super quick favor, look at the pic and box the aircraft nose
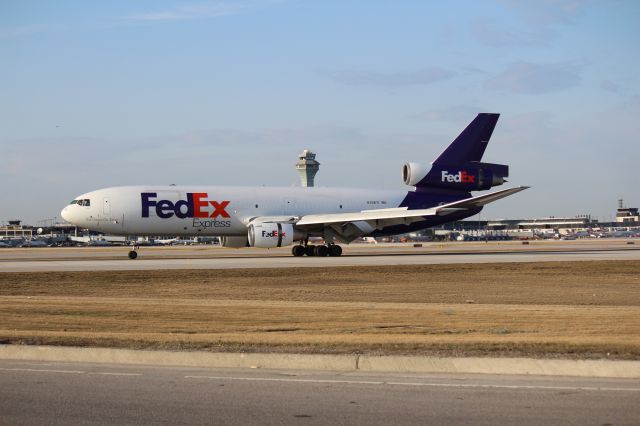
[61,206,71,223]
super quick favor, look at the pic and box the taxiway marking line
[185,375,384,385]
[87,372,143,376]
[0,368,85,374]
[385,382,640,392]
[0,367,141,376]
[184,375,640,392]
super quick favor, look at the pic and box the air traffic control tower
[295,149,320,187]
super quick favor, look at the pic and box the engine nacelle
[403,161,508,191]
[248,222,304,248]
[220,236,249,248]
[402,162,430,186]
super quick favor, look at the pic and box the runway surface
[1,359,638,425]
[0,240,638,272]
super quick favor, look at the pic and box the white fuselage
[61,185,406,236]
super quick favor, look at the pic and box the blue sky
[1,0,639,224]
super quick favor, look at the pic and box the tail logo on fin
[441,170,475,184]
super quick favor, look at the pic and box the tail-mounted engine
[403,161,508,191]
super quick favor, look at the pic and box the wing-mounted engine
[248,222,306,248]
[220,236,249,248]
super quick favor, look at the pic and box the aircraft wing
[295,186,529,229]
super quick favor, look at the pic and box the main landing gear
[291,244,342,257]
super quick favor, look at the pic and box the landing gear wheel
[292,245,305,257]
[305,245,316,256]
[328,244,343,257]
[128,250,138,260]
[314,245,329,257]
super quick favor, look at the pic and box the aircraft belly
[122,217,245,236]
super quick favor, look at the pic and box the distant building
[616,199,639,224]
[1,220,33,238]
[295,149,320,187]
[487,216,594,230]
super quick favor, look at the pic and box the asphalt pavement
[1,359,639,425]
[1,241,638,272]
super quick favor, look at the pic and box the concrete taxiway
[0,240,638,272]
[1,359,639,425]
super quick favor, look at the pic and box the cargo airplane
[61,113,528,258]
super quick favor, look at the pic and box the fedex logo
[441,170,475,184]
[141,192,230,219]
[262,230,285,238]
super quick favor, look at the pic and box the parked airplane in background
[155,237,198,245]
[61,113,528,258]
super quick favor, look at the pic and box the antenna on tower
[295,149,320,187]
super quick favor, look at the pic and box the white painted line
[0,367,141,377]
[185,376,384,385]
[386,382,640,392]
[0,367,85,374]
[184,375,640,392]
[87,372,143,377]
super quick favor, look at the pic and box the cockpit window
[69,200,78,205]
[82,199,90,206]
[72,199,91,206]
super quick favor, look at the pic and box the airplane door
[103,198,111,216]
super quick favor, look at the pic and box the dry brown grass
[1,261,639,358]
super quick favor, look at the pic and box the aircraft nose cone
[61,206,71,223]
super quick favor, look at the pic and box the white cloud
[120,0,283,23]
[600,79,619,93]
[419,106,487,122]
[499,0,590,26]
[0,24,64,40]
[486,61,582,94]
[471,17,554,46]
[324,67,456,87]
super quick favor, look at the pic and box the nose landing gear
[128,244,139,260]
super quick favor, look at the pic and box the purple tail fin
[405,113,508,191]
[432,113,499,165]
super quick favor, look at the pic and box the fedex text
[441,171,475,184]
[262,230,285,238]
[141,192,231,219]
